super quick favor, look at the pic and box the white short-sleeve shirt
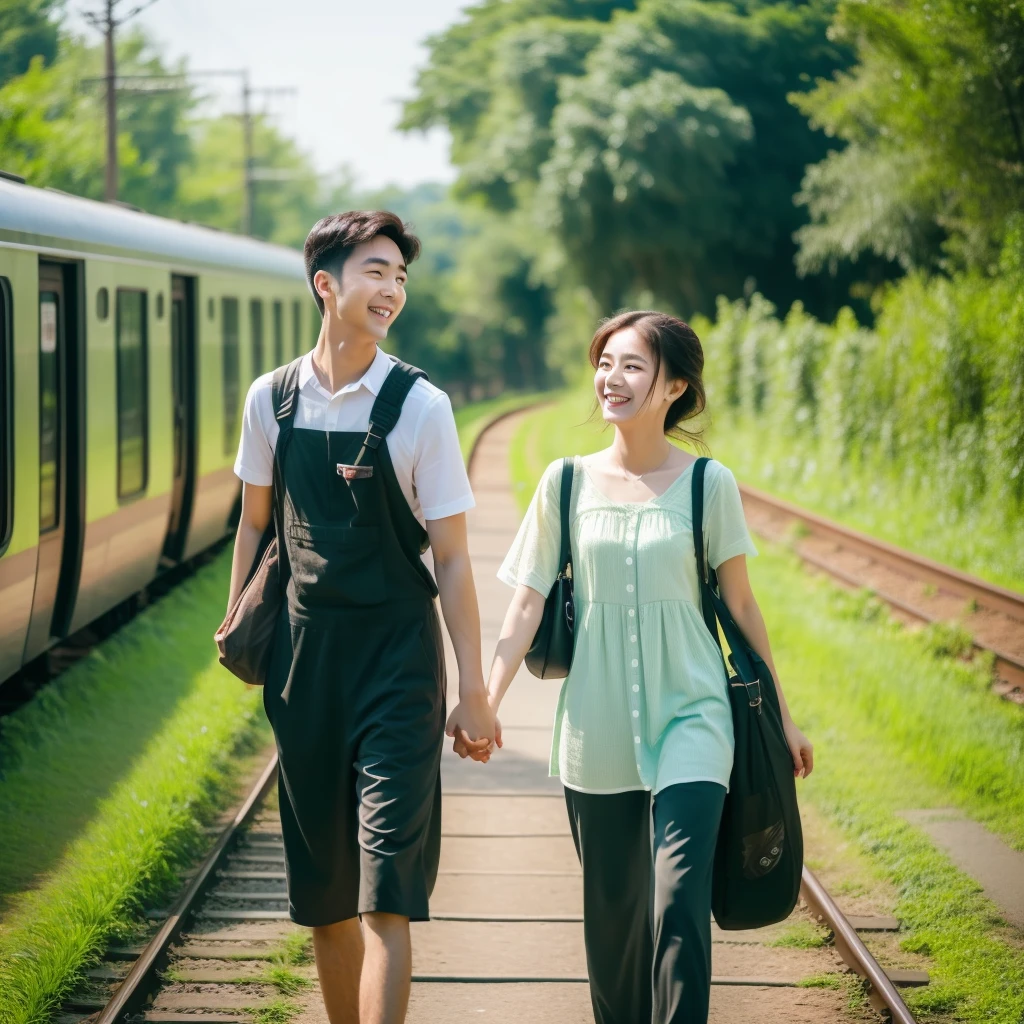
[233,347,475,526]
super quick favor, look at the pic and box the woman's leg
[564,787,653,1024]
[651,782,726,1024]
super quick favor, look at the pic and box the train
[0,173,318,686]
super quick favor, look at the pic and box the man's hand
[446,687,496,763]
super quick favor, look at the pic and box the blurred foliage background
[1,0,1023,572]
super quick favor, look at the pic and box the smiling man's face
[316,234,408,341]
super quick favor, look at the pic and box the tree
[178,112,325,246]
[793,0,1024,277]
[404,0,855,319]
[0,0,60,86]
[0,40,141,197]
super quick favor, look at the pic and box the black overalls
[263,358,446,927]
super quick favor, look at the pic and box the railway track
[64,411,925,1024]
[739,483,1024,702]
[70,751,920,1024]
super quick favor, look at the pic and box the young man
[226,211,495,1024]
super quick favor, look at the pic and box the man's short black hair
[303,210,421,315]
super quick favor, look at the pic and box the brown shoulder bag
[214,358,301,685]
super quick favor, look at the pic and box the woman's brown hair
[589,310,708,452]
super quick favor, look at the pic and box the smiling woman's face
[316,234,408,340]
[594,325,683,427]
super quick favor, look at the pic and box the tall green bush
[698,226,1024,588]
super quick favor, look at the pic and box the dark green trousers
[564,782,726,1024]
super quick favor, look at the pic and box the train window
[221,297,240,454]
[156,292,165,319]
[250,298,264,378]
[96,287,109,320]
[39,291,60,531]
[115,289,148,499]
[292,300,302,358]
[272,300,284,366]
[208,296,215,320]
[0,278,11,550]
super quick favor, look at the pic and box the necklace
[620,451,673,484]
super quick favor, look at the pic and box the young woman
[482,310,814,1024]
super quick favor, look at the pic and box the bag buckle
[337,464,373,480]
[730,677,763,711]
[746,678,763,711]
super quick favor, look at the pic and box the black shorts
[263,604,446,926]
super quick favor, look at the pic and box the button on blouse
[498,456,758,795]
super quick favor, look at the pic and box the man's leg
[312,917,364,1024]
[360,912,412,1024]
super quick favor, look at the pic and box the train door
[24,261,84,660]
[162,274,196,564]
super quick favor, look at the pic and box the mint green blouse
[499,457,758,795]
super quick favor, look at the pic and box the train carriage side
[0,179,311,685]
[187,270,315,560]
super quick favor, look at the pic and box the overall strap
[558,457,574,577]
[691,457,722,652]
[351,359,428,467]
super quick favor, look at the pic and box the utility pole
[83,0,160,203]
[239,75,297,236]
[102,0,116,202]
[80,65,296,233]
[242,73,254,236]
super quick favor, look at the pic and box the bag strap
[269,356,303,581]
[351,358,428,468]
[691,456,723,653]
[557,457,574,578]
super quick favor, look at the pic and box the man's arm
[224,482,273,616]
[426,512,495,759]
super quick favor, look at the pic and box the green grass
[705,416,1024,595]
[453,390,551,463]
[509,392,1024,1023]
[0,551,267,1024]
[767,921,828,949]
[510,386,1024,594]
[0,392,540,1024]
[269,931,313,967]
[796,972,845,989]
[259,965,311,996]
[246,999,302,1024]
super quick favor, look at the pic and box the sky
[69,0,470,190]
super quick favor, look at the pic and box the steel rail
[801,867,917,1022]
[92,403,538,1022]
[95,753,279,1024]
[739,482,1024,621]
[740,482,1024,689]
[92,415,923,1024]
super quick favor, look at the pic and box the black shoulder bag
[691,457,803,930]
[215,357,302,685]
[525,457,575,679]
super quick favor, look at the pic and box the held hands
[446,686,501,763]
[783,717,814,778]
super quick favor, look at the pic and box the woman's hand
[446,687,496,763]
[783,718,813,778]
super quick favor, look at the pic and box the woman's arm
[486,584,547,721]
[716,555,814,778]
[427,513,495,761]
